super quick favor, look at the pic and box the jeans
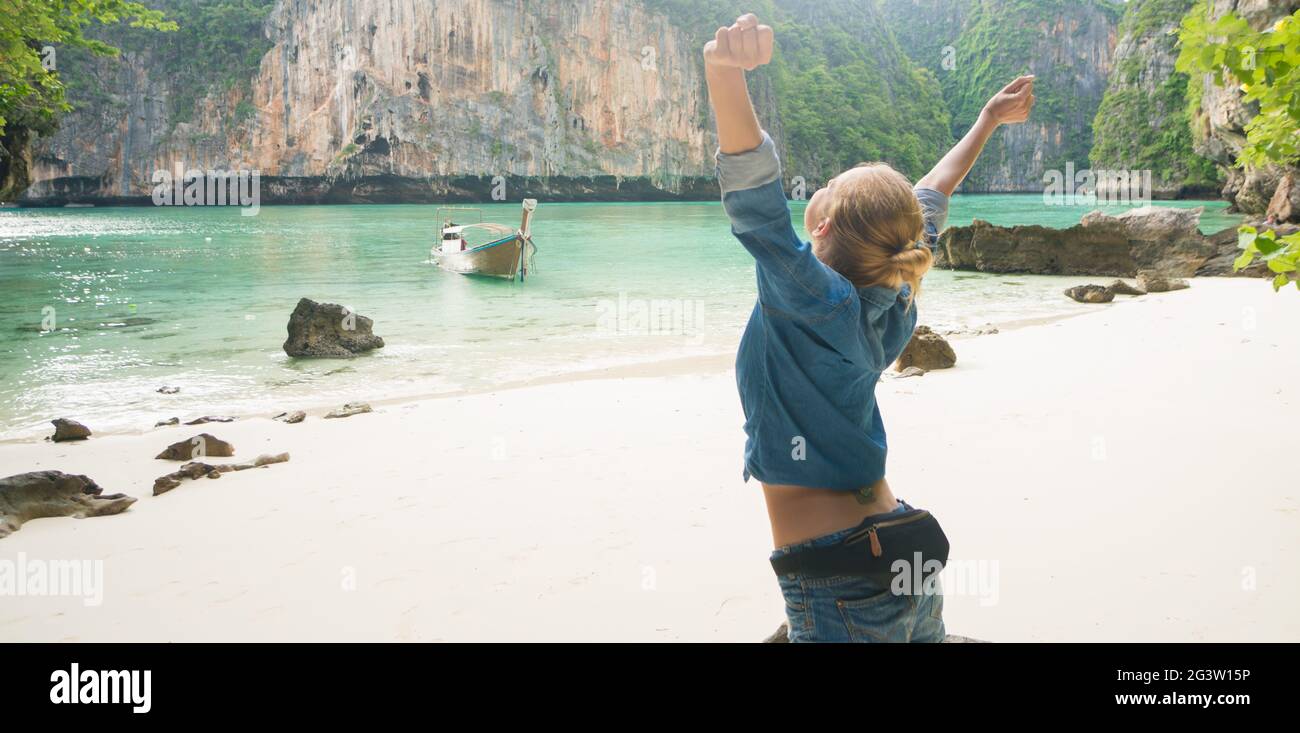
[770,499,946,643]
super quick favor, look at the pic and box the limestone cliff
[1090,0,1222,197]
[879,0,1120,193]
[23,0,720,204]
[12,0,966,204]
[1187,0,1300,215]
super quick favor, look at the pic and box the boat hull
[432,235,535,280]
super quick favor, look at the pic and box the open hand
[982,75,1035,125]
[703,13,774,71]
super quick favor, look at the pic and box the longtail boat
[430,199,537,281]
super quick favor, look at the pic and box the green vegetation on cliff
[57,0,276,128]
[1090,0,1221,194]
[1177,4,1300,169]
[877,0,1127,190]
[0,1,174,138]
[1179,4,1300,289]
[643,0,952,181]
[0,1,175,200]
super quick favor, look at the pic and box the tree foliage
[0,0,175,137]
[1176,5,1300,168]
[1178,5,1300,290]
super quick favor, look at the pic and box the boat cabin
[441,224,467,253]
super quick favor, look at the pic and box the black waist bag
[769,509,950,582]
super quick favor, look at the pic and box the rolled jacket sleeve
[715,131,786,233]
[913,186,950,250]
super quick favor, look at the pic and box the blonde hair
[817,163,932,303]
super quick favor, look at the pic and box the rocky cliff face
[1090,0,1221,197]
[880,0,1120,193]
[1189,0,1300,214]
[23,0,721,204]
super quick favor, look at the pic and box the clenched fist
[983,75,1036,126]
[703,13,774,71]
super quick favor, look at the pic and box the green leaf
[1273,273,1290,291]
[1238,226,1258,248]
[1233,250,1257,271]
[1267,257,1297,273]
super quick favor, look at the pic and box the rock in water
[1108,279,1145,296]
[1064,285,1116,303]
[157,386,180,394]
[273,411,306,424]
[324,402,372,419]
[1137,271,1190,293]
[1080,206,1215,276]
[50,418,91,442]
[897,326,956,372]
[283,298,385,358]
[936,206,1216,277]
[154,418,180,427]
[0,471,135,538]
[155,433,235,461]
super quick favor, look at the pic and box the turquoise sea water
[0,195,1238,440]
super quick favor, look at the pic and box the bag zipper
[844,510,930,558]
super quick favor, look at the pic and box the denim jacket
[717,131,949,491]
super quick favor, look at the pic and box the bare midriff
[762,477,899,549]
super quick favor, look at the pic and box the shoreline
[3,278,1295,641]
[0,306,1093,447]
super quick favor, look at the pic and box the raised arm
[704,14,772,154]
[705,14,852,320]
[916,75,1036,197]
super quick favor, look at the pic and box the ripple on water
[0,198,1241,439]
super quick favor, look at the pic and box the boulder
[897,326,956,371]
[283,298,385,358]
[324,402,373,419]
[935,206,1217,277]
[154,417,179,427]
[1064,284,1115,303]
[1264,172,1298,225]
[273,410,306,424]
[1198,223,1298,277]
[935,219,1132,275]
[1081,206,1214,276]
[0,471,135,538]
[1137,271,1190,293]
[155,433,235,461]
[1108,279,1146,296]
[50,418,91,442]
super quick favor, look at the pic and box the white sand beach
[1,278,1296,642]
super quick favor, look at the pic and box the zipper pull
[868,526,882,558]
